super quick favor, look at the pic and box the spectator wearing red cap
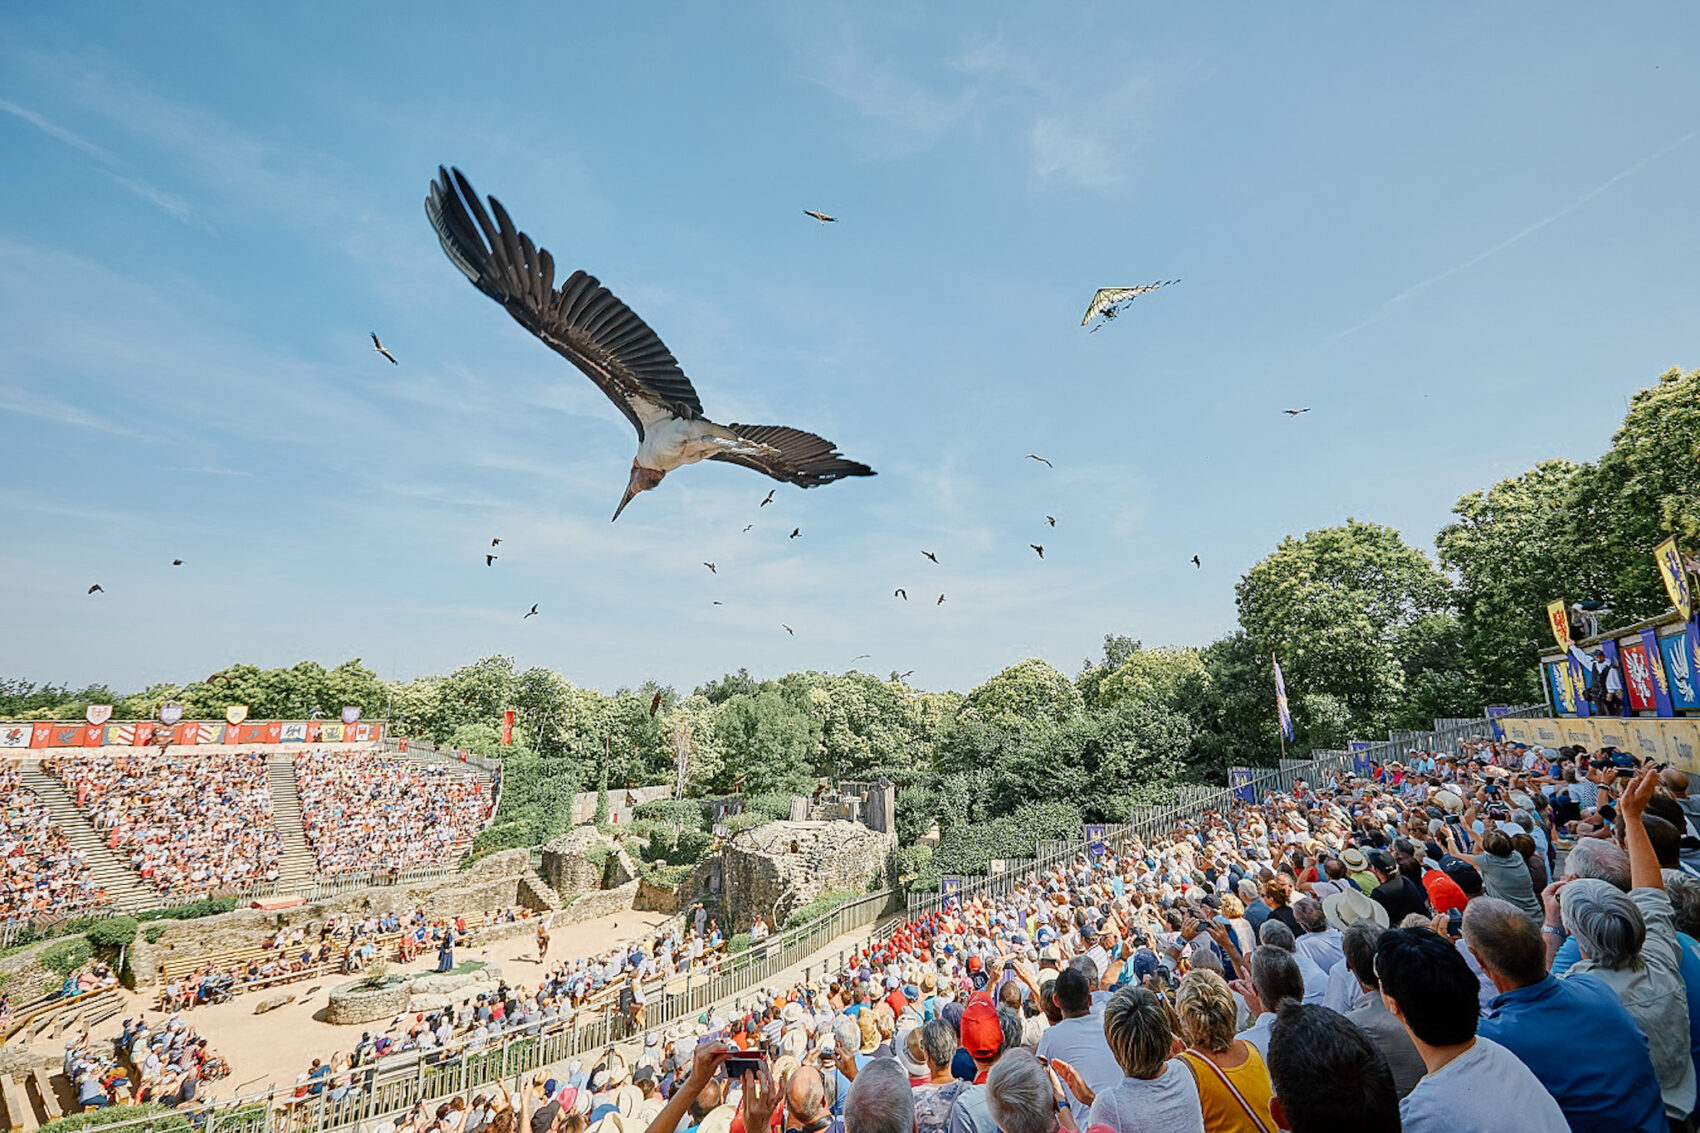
[945,994,1011,1133]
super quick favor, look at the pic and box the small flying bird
[1082,281,1178,330]
[427,168,874,522]
[1191,555,1201,568]
[760,490,775,507]
[491,538,502,546]
[897,670,915,680]
[1283,408,1310,416]
[523,604,539,619]
[1045,516,1056,527]
[172,559,183,566]
[936,594,946,605]
[850,654,871,664]
[742,524,753,533]
[921,550,939,564]
[703,562,716,573]
[87,584,103,594]
[486,554,498,566]
[1027,454,1053,468]
[649,692,663,717]
[782,624,794,636]
[370,332,398,364]
[894,589,907,601]
[803,210,836,224]
[1030,544,1044,559]
[789,528,801,539]
[712,600,723,605]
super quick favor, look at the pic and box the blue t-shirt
[1479,974,1664,1133]
[1554,928,1700,1085]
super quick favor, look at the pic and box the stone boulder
[253,993,296,1014]
[719,820,894,928]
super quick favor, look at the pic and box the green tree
[1236,519,1452,739]
[958,659,1082,731]
[1437,460,1582,706]
[709,686,819,795]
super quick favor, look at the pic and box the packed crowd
[447,737,1700,1133]
[295,752,493,874]
[66,1014,231,1110]
[43,751,281,897]
[0,764,110,921]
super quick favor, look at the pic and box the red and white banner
[1622,641,1658,712]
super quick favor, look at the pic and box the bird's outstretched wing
[427,167,704,437]
[1081,281,1176,325]
[709,425,875,487]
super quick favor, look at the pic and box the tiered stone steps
[16,762,153,913]
[266,752,318,888]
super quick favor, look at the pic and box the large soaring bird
[427,168,875,520]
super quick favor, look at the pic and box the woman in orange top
[1173,970,1276,1133]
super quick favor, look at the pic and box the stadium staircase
[266,753,318,889]
[17,763,153,913]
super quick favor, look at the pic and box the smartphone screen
[725,1053,767,1080]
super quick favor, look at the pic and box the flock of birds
[81,169,1316,655]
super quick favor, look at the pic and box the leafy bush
[784,889,858,929]
[633,799,705,829]
[84,917,138,949]
[635,858,695,889]
[39,1103,193,1133]
[136,897,237,922]
[894,842,934,880]
[39,936,92,977]
[726,932,751,956]
[634,824,712,867]
[917,800,1084,890]
[143,924,169,944]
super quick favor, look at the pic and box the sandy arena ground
[110,908,673,1098]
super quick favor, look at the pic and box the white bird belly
[636,418,734,472]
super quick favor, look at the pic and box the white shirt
[1295,927,1344,973]
[1399,1036,1567,1133]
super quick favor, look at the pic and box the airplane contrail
[1335,126,1698,341]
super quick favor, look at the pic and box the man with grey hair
[1257,919,1327,1005]
[984,1050,1061,1133]
[1465,896,1664,1131]
[1236,946,1304,1059]
[845,1058,913,1133]
[1291,896,1343,975]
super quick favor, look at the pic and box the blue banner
[1273,656,1294,741]
[1641,627,1676,717]
[1084,824,1106,858]
[1229,768,1255,804]
[1547,661,1577,715]
[1353,754,1373,778]
[1660,629,1700,711]
[940,877,962,900]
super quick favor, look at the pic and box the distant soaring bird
[523,604,539,619]
[760,490,775,508]
[803,210,836,224]
[172,559,183,566]
[87,584,103,594]
[936,594,946,605]
[782,624,794,636]
[703,562,716,573]
[1046,516,1056,527]
[427,167,875,521]
[1027,454,1053,468]
[370,332,398,364]
[486,554,498,566]
[742,524,754,533]
[1191,555,1201,568]
[649,692,663,717]
[1284,408,1311,416]
[850,654,871,663]
[921,550,939,564]
[897,670,915,680]
[789,528,801,539]
[894,589,907,601]
[712,600,723,605]
[1031,545,1044,559]
[491,538,502,546]
[1081,281,1178,330]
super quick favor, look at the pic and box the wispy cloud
[786,9,981,157]
[1336,126,1700,340]
[166,465,254,478]
[0,97,203,226]
[0,384,150,438]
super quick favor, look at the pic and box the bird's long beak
[611,483,639,522]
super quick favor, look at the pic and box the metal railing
[48,889,899,1133]
[381,735,504,774]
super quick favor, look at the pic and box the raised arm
[1620,768,1663,892]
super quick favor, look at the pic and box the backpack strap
[1183,1049,1274,1133]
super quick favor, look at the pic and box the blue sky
[2,4,1696,697]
